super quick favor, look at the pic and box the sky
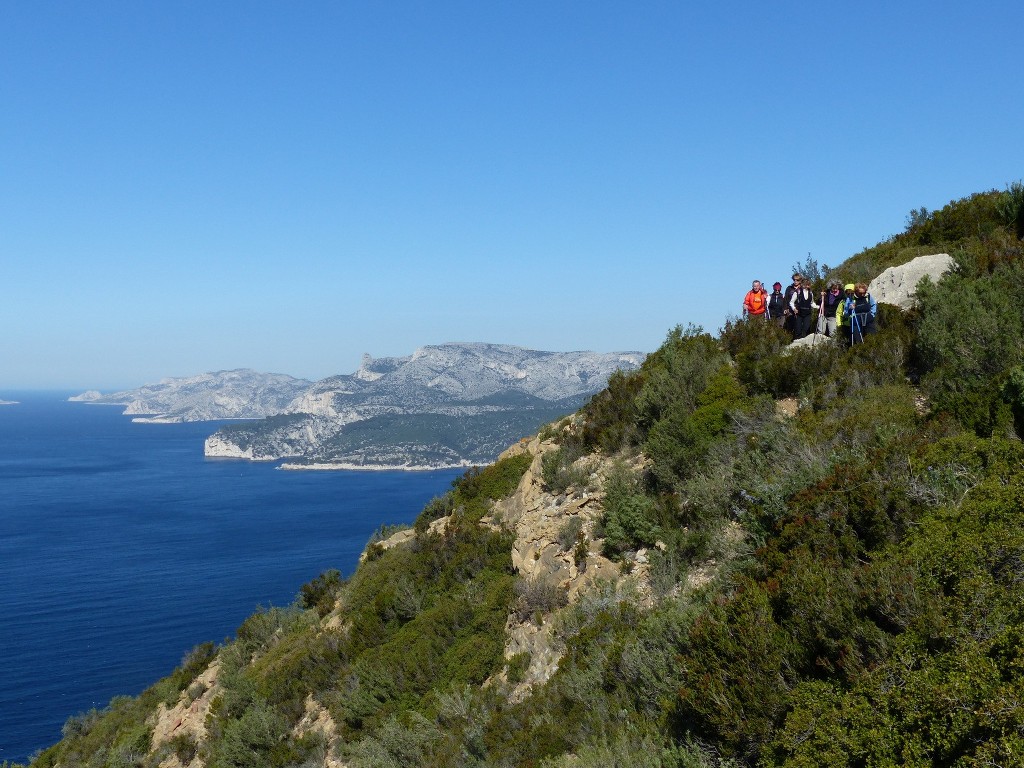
[2,1,1022,390]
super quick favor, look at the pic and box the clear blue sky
[2,1,1021,390]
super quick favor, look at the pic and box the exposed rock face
[150,660,221,768]
[293,697,348,768]
[869,252,955,309]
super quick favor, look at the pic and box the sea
[0,392,464,764]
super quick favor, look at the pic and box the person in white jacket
[789,278,819,339]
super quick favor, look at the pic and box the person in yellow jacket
[835,284,855,341]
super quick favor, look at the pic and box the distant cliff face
[69,369,312,423]
[206,343,646,467]
[69,344,645,467]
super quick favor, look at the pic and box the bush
[208,701,290,768]
[298,569,342,618]
[556,516,584,553]
[541,445,591,494]
[719,314,791,360]
[513,576,569,623]
[915,261,1024,434]
[997,180,1024,238]
[414,494,455,533]
[575,368,646,453]
[599,464,663,557]
[645,365,749,488]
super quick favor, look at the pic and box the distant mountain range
[70,370,312,422]
[71,343,645,468]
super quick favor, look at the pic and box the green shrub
[298,568,342,618]
[556,516,584,552]
[414,494,455,533]
[574,368,646,453]
[599,464,662,557]
[997,179,1024,238]
[208,701,290,768]
[719,314,791,361]
[541,445,590,494]
[916,261,1024,434]
[645,365,749,488]
[513,575,569,623]
[636,326,728,432]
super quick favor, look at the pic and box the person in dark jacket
[789,277,819,339]
[818,282,843,336]
[767,282,787,327]
[846,282,878,343]
[782,273,801,335]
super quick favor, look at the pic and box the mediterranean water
[0,392,463,764]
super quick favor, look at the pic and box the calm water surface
[0,392,462,763]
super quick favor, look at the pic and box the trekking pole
[850,307,862,345]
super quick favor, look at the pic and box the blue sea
[0,392,463,764]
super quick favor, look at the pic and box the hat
[773,282,782,290]
[844,283,855,291]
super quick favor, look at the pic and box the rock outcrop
[150,660,222,768]
[868,252,955,309]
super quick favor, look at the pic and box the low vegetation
[22,185,1024,768]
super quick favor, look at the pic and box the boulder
[869,253,955,309]
[784,333,834,353]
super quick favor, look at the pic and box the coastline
[278,460,474,472]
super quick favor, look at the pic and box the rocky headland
[70,343,645,469]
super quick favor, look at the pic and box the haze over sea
[0,393,462,763]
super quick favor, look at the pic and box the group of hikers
[741,272,878,344]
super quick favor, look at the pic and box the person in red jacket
[743,280,769,319]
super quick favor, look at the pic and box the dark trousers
[843,318,876,345]
[793,313,812,339]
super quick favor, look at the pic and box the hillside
[26,185,1024,768]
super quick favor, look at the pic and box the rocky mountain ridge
[69,369,312,423]
[204,343,645,467]
[69,344,645,468]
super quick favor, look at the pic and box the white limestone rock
[869,253,955,309]
[69,369,312,422]
[68,390,103,402]
[784,333,834,352]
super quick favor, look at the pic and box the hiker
[782,273,801,335]
[767,282,787,327]
[789,277,819,339]
[836,283,855,341]
[846,282,877,343]
[818,281,843,337]
[742,280,769,319]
